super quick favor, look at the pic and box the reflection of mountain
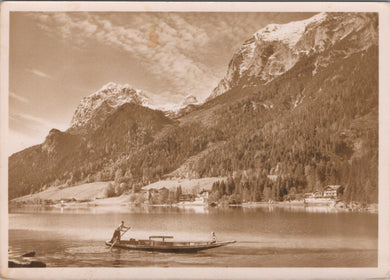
[9,12,378,204]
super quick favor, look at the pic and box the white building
[323,185,341,198]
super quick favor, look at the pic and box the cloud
[28,12,221,101]
[26,68,55,80]
[27,12,315,102]
[10,92,29,103]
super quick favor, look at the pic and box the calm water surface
[9,206,377,267]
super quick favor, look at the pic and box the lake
[8,205,377,267]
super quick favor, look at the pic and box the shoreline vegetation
[9,179,377,214]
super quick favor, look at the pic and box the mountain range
[9,12,378,203]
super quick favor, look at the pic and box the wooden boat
[9,260,46,267]
[8,251,46,267]
[105,235,236,253]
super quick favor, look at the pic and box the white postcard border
[1,2,389,279]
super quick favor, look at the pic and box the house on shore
[304,185,343,201]
[179,194,195,202]
[323,185,342,199]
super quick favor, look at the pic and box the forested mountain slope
[9,104,174,199]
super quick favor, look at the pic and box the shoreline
[9,180,378,214]
[9,198,378,214]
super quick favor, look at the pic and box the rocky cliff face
[70,82,150,131]
[70,83,202,130]
[208,12,378,100]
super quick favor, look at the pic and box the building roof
[324,185,341,191]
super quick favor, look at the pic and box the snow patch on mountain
[151,95,201,117]
[208,13,329,100]
[255,12,327,49]
[181,95,199,106]
[208,12,377,101]
[71,83,203,130]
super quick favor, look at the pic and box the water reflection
[10,204,213,215]
[241,203,351,214]
[176,205,209,214]
[9,205,378,267]
[9,228,378,267]
[11,203,357,215]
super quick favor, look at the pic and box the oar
[110,227,131,250]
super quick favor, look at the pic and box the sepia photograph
[1,1,390,279]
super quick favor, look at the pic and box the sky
[9,12,316,155]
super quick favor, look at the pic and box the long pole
[110,227,131,250]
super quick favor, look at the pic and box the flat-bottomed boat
[105,235,236,253]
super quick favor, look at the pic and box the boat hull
[105,240,236,253]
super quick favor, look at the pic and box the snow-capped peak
[208,12,376,101]
[255,12,327,48]
[70,83,204,130]
[70,82,150,129]
[88,82,149,105]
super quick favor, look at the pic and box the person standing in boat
[211,232,217,243]
[110,221,130,243]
